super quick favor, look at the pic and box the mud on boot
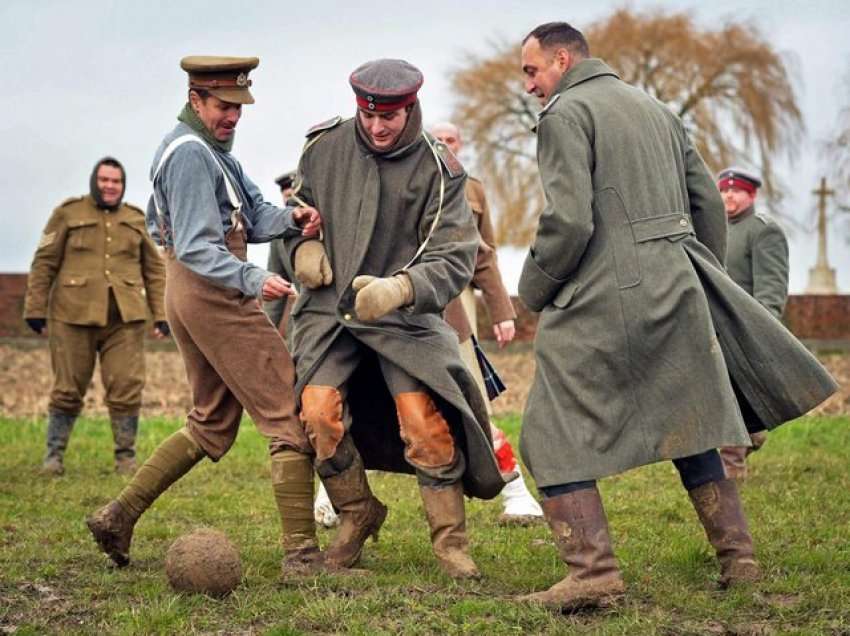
[420,482,481,580]
[517,486,625,612]
[86,500,136,567]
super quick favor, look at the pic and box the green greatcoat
[726,206,789,319]
[283,117,504,500]
[518,59,836,488]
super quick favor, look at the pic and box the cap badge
[368,103,375,110]
[236,72,248,87]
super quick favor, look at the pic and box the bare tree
[450,9,804,245]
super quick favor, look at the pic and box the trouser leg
[47,319,96,418]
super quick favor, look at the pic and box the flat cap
[275,170,297,190]
[717,166,762,193]
[180,55,260,105]
[349,59,423,112]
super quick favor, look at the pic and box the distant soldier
[86,56,324,574]
[24,157,168,476]
[717,167,789,479]
[264,170,298,336]
[430,121,543,524]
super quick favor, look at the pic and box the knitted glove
[353,274,414,322]
[294,240,333,289]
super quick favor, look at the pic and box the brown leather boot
[719,446,749,480]
[87,429,204,567]
[518,486,625,611]
[321,452,387,569]
[689,479,761,588]
[419,482,481,579]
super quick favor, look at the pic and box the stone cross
[805,177,839,294]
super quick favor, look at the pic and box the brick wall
[476,293,850,343]
[2,273,848,343]
[0,274,29,337]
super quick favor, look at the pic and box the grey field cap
[716,166,762,189]
[349,58,424,111]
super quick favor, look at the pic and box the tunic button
[105,254,110,259]
[679,218,688,227]
[105,270,111,275]
[107,237,112,242]
[344,313,352,320]
[106,222,111,227]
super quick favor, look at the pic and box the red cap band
[718,176,757,195]
[356,92,417,112]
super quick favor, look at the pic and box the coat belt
[630,213,694,243]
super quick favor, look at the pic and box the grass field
[1,414,849,635]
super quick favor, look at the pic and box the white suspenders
[151,134,244,238]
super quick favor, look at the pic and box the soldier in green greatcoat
[514,22,835,611]
[716,167,789,479]
[23,157,168,476]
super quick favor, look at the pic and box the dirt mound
[165,528,242,598]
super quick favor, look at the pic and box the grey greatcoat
[726,206,789,319]
[283,117,504,500]
[518,60,836,488]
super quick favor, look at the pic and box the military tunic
[284,118,504,499]
[726,206,789,319]
[24,195,165,416]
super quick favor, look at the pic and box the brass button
[105,270,111,275]
[343,313,352,321]
[106,222,111,227]
[106,237,112,242]
[679,218,688,227]
[105,254,110,259]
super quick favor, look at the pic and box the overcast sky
[2,0,849,293]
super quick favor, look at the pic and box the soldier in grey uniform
[264,171,298,336]
[717,167,789,479]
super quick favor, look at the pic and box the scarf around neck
[177,102,234,152]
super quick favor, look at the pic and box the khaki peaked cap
[180,56,259,104]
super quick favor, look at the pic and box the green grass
[1,414,848,635]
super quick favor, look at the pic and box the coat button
[679,218,688,227]
[344,313,352,320]
[105,254,110,259]
[106,222,111,227]
[105,270,110,275]
[107,237,112,242]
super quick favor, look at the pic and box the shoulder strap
[401,131,446,271]
[151,134,242,219]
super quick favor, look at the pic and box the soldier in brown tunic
[86,57,324,575]
[24,157,167,476]
[430,121,543,524]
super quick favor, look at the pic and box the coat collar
[553,58,619,96]
[728,205,755,225]
[533,59,619,131]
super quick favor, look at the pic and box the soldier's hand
[262,275,296,301]
[292,206,322,237]
[26,318,47,335]
[353,274,414,322]
[493,319,516,348]
[294,240,333,289]
[153,321,170,339]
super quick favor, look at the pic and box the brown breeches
[165,256,310,460]
[48,290,145,417]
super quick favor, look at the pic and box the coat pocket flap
[631,213,694,243]
[68,219,99,229]
[61,276,87,286]
[123,277,142,286]
[552,281,579,309]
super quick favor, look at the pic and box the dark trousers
[540,449,725,499]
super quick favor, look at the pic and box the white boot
[314,481,340,528]
[499,472,543,525]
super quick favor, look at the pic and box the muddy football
[164,528,242,598]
